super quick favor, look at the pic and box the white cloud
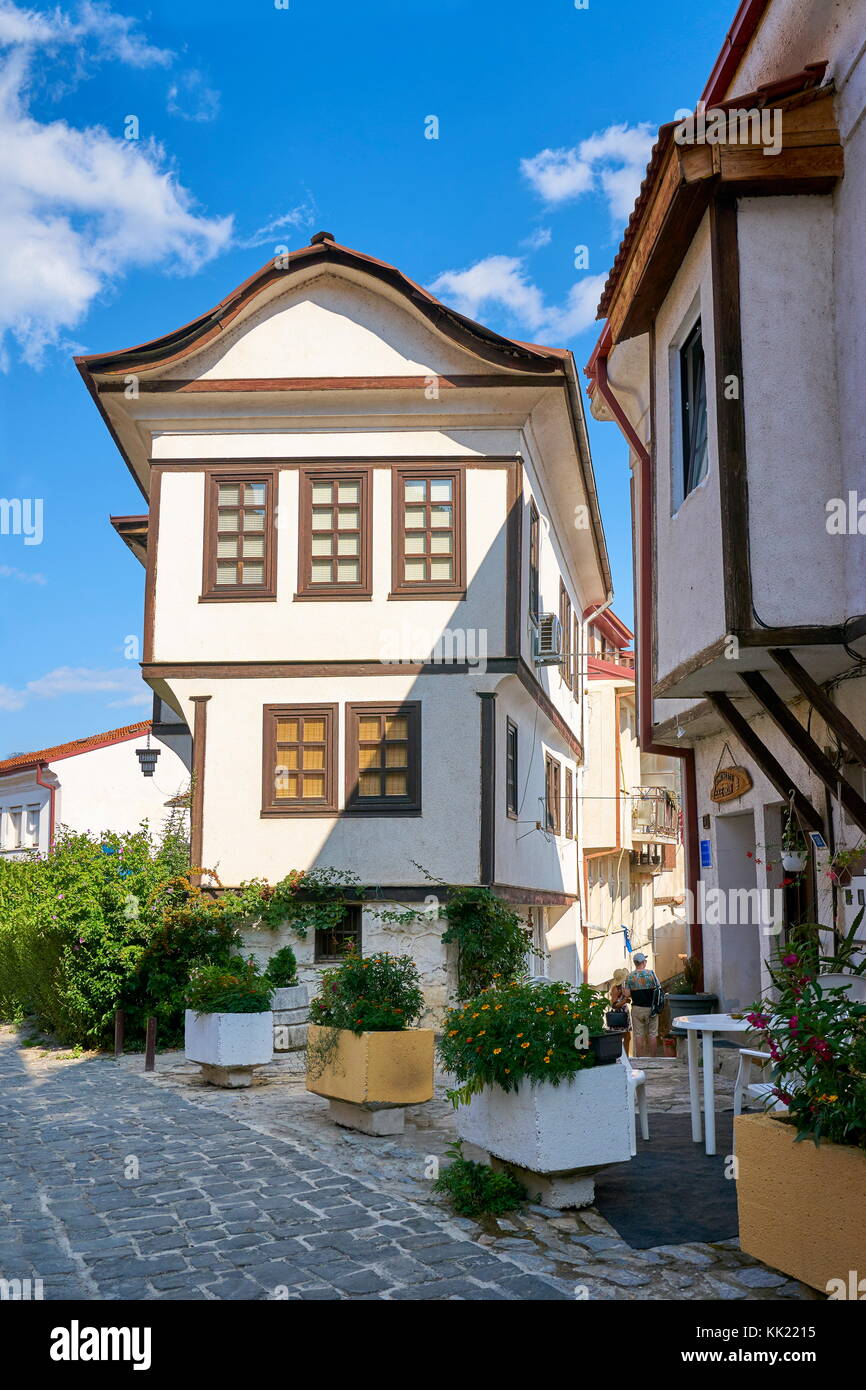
[237,202,317,250]
[0,21,233,365]
[0,663,147,711]
[167,68,220,123]
[0,1,173,67]
[521,226,552,251]
[0,561,45,583]
[429,255,607,344]
[521,122,656,224]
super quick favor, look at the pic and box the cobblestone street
[0,1027,819,1302]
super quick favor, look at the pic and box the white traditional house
[0,717,190,856]
[76,233,612,1016]
[587,0,866,1010]
[581,609,685,985]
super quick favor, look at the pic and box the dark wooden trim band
[710,195,752,633]
[479,693,497,885]
[516,659,583,761]
[101,375,564,394]
[189,696,211,881]
[704,690,823,832]
[769,648,866,768]
[207,882,577,907]
[738,670,866,835]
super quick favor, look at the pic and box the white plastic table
[673,1013,752,1156]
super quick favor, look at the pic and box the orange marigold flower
[521,1042,530,1049]
[481,1004,490,1011]
[466,1036,473,1043]
[516,1033,523,1038]
[448,1030,458,1037]
[493,1048,502,1055]
[478,1030,486,1036]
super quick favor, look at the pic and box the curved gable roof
[74,232,569,379]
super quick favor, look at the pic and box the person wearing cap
[608,967,632,1056]
[624,952,661,1057]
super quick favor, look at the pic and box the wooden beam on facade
[769,648,866,768]
[738,670,866,834]
[704,691,823,832]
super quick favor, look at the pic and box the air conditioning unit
[534,613,563,665]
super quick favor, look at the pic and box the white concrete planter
[184,1009,273,1087]
[457,1062,632,1207]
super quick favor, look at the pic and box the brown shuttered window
[298,468,371,597]
[545,753,561,835]
[560,581,573,690]
[391,467,464,596]
[506,717,519,818]
[203,471,276,599]
[346,702,422,813]
[529,501,540,622]
[565,766,574,839]
[262,705,337,815]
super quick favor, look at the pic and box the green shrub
[438,979,608,1098]
[434,1142,526,1218]
[439,886,532,999]
[263,945,298,988]
[308,951,424,1033]
[0,826,244,1048]
[185,958,273,1014]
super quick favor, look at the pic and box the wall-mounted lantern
[136,735,160,778]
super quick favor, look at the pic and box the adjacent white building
[587,0,866,1009]
[0,717,190,857]
[77,233,613,1016]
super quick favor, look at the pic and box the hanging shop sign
[710,765,753,803]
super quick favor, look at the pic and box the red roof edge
[0,721,152,776]
[701,0,771,106]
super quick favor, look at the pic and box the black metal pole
[144,1017,157,1072]
[114,1008,124,1058]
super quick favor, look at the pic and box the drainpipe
[577,593,613,984]
[35,763,56,852]
[590,328,703,984]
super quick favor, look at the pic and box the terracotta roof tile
[0,721,151,775]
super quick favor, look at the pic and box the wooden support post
[144,1017,157,1073]
[769,648,866,768]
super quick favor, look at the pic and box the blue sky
[0,0,730,756]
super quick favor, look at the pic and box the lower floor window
[315,905,362,962]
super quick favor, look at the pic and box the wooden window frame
[345,701,422,815]
[529,501,540,623]
[390,465,465,599]
[261,703,338,817]
[297,466,372,600]
[506,717,519,820]
[573,612,581,690]
[544,753,561,836]
[559,581,573,690]
[314,904,362,962]
[565,766,574,839]
[201,468,277,601]
[680,317,709,502]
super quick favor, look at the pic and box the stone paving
[0,1027,820,1301]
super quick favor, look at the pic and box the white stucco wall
[0,733,189,856]
[651,216,727,683]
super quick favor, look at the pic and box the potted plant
[825,841,865,887]
[781,812,809,873]
[263,945,310,1052]
[438,980,632,1208]
[184,956,273,1087]
[736,919,866,1291]
[306,952,434,1134]
[667,953,718,1036]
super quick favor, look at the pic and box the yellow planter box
[735,1112,866,1292]
[306,1024,435,1105]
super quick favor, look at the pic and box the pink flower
[782,953,799,966]
[788,1015,799,1032]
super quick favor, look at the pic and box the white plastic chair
[618,1050,649,1153]
[733,1048,787,1115]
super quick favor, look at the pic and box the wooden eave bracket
[608,85,842,344]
